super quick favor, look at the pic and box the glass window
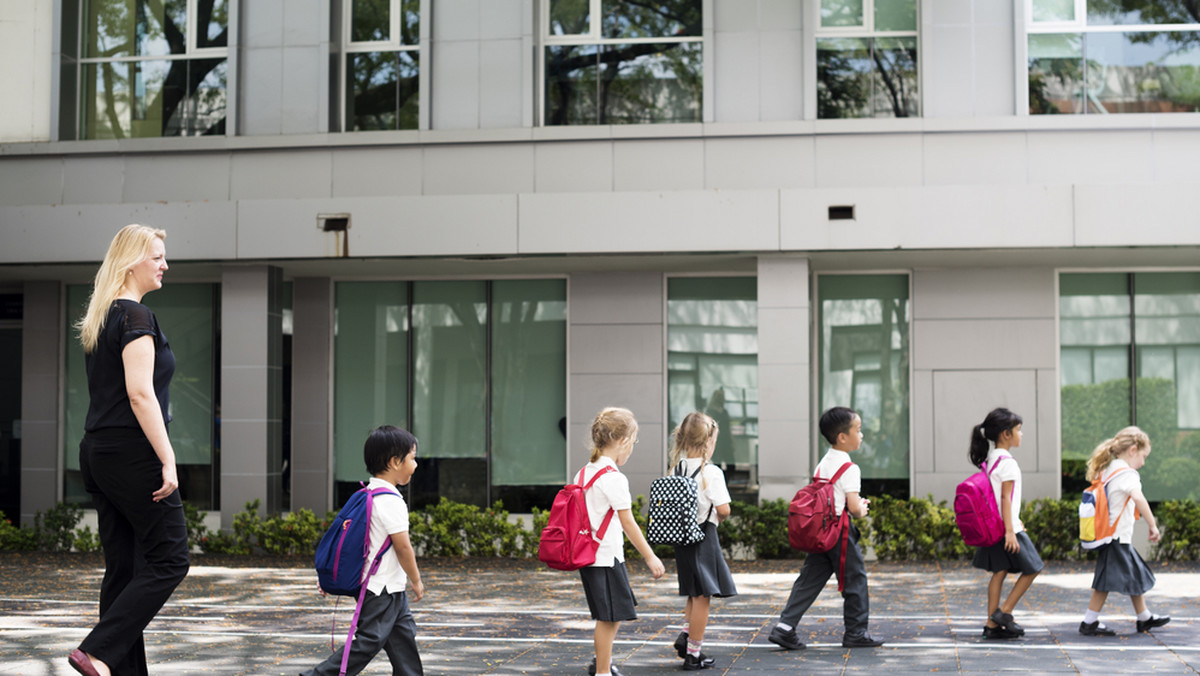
[818,275,910,495]
[667,277,758,502]
[816,0,920,119]
[65,283,219,508]
[1059,272,1200,500]
[543,0,703,125]
[342,0,421,131]
[1028,1,1200,114]
[77,0,229,139]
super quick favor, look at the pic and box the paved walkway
[1,554,1197,675]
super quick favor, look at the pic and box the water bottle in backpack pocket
[1079,467,1135,550]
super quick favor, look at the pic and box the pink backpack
[954,457,1007,547]
[538,466,616,571]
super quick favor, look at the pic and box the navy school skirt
[673,521,738,598]
[1092,541,1155,596]
[972,531,1045,575]
[580,561,638,622]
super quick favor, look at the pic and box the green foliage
[409,498,530,558]
[1022,498,1085,562]
[0,511,36,551]
[182,501,210,552]
[718,499,797,560]
[257,508,329,556]
[73,525,102,553]
[34,502,83,552]
[862,494,971,561]
[1152,500,1200,562]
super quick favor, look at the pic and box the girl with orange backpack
[1077,426,1170,636]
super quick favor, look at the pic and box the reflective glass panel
[602,0,702,39]
[817,38,872,118]
[1033,0,1075,22]
[187,58,227,135]
[1084,31,1200,113]
[347,51,419,131]
[818,275,910,483]
[64,285,91,504]
[872,37,919,117]
[1134,272,1200,500]
[667,278,758,501]
[1028,33,1085,113]
[822,0,865,27]
[545,44,599,125]
[875,0,917,32]
[1087,0,1200,26]
[491,280,567,487]
[84,0,187,58]
[83,60,187,139]
[401,0,420,45]
[550,0,591,35]
[333,282,409,484]
[596,42,702,124]
[352,0,390,42]
[197,0,229,48]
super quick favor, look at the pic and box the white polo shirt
[813,449,861,517]
[362,477,410,595]
[679,457,732,526]
[580,456,632,567]
[1101,458,1141,544]
[985,448,1025,534]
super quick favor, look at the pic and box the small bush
[1023,498,1084,561]
[862,494,971,561]
[410,498,530,558]
[0,511,36,551]
[718,499,797,560]
[258,508,328,556]
[1153,500,1200,561]
[34,502,83,552]
[73,525,102,553]
[182,501,210,552]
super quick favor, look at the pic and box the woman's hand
[1004,531,1020,553]
[153,462,179,501]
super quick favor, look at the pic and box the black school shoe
[681,653,715,670]
[587,658,624,676]
[982,624,1021,640]
[1137,615,1171,633]
[989,609,1025,636]
[1079,621,1117,636]
[841,633,885,648]
[767,625,806,650]
[674,631,688,658]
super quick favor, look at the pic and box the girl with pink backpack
[969,408,1044,640]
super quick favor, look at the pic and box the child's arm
[845,491,870,518]
[1129,487,1160,543]
[1001,480,1020,553]
[715,503,732,522]
[617,509,665,579]
[389,532,425,602]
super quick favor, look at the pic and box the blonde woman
[70,224,189,676]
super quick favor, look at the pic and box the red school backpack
[538,466,617,571]
[954,457,1008,547]
[788,462,853,590]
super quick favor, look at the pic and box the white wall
[0,0,53,142]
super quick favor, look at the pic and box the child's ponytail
[1085,426,1150,481]
[589,407,639,463]
[968,407,1024,468]
[669,412,716,489]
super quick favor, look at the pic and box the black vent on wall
[828,205,855,221]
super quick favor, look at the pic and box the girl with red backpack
[1077,426,1169,636]
[969,407,1043,640]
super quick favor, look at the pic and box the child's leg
[779,550,835,628]
[687,596,711,643]
[985,571,1007,627]
[1000,571,1039,615]
[1088,589,1109,613]
[594,621,620,673]
[839,526,871,638]
[303,592,395,676]
[382,592,423,676]
[1130,594,1148,615]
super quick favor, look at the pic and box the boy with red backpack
[768,407,884,651]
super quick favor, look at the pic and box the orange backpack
[1079,467,1137,550]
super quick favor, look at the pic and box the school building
[2,0,1199,531]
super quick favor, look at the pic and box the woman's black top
[84,299,175,433]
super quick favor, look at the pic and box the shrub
[409,498,530,558]
[73,525,102,553]
[1153,500,1200,561]
[258,508,328,556]
[862,494,970,562]
[718,499,796,560]
[0,511,36,551]
[34,502,83,552]
[182,501,210,552]
[1022,498,1085,561]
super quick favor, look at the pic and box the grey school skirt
[972,531,1045,575]
[674,521,738,598]
[580,561,638,622]
[1092,541,1156,596]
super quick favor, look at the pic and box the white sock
[777,622,793,632]
[1138,610,1152,622]
[596,673,611,676]
[1084,609,1100,624]
[687,638,702,657]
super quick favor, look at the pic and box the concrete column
[567,272,665,504]
[290,277,333,515]
[20,281,60,524]
[220,266,283,527]
[756,256,811,504]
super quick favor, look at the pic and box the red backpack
[954,457,1008,547]
[538,466,616,571]
[788,462,853,590]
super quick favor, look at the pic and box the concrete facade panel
[231,150,332,200]
[757,419,810,502]
[758,256,810,309]
[928,0,972,24]
[331,147,424,197]
[1027,130,1155,186]
[914,369,934,473]
[0,157,61,206]
[757,363,808,422]
[975,0,1015,24]
[1152,130,1200,183]
[1037,368,1057,476]
[814,134,923,188]
[519,190,779,254]
[534,141,613,193]
[423,144,533,194]
[973,24,1016,116]
[931,369,1038,476]
[434,0,481,40]
[122,153,232,203]
[479,0,525,39]
[704,136,813,190]
[758,0,804,29]
[1074,184,1200,247]
[243,0,284,47]
[479,40,524,129]
[283,0,325,44]
[714,0,759,32]
[568,374,663,426]
[570,324,664,375]
[241,48,285,136]
[569,272,663,325]
[922,132,1027,185]
[713,31,760,123]
[757,307,808,367]
[913,318,1057,370]
[613,140,705,192]
[913,268,1055,320]
[432,40,481,130]
[281,46,323,134]
[63,156,124,204]
[757,30,805,122]
[925,26,974,118]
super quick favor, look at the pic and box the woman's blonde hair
[589,407,638,462]
[1085,426,1150,481]
[76,224,167,353]
[669,411,716,488]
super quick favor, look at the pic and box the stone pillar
[290,277,333,515]
[220,266,283,527]
[20,281,60,524]
[756,256,811,504]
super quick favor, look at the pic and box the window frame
[71,0,235,139]
[337,0,430,132]
[536,0,710,126]
[812,0,922,119]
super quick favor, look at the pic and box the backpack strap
[677,460,716,524]
[985,456,1008,475]
[578,466,618,540]
[340,486,402,676]
[815,461,854,485]
[1100,466,1137,526]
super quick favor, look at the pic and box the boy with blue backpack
[304,425,424,676]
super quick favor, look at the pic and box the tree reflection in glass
[817,37,917,118]
[550,0,590,35]
[602,0,701,39]
[348,51,419,130]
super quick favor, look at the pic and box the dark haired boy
[768,407,884,651]
[302,425,425,676]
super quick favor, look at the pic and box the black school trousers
[779,521,870,638]
[79,428,190,675]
